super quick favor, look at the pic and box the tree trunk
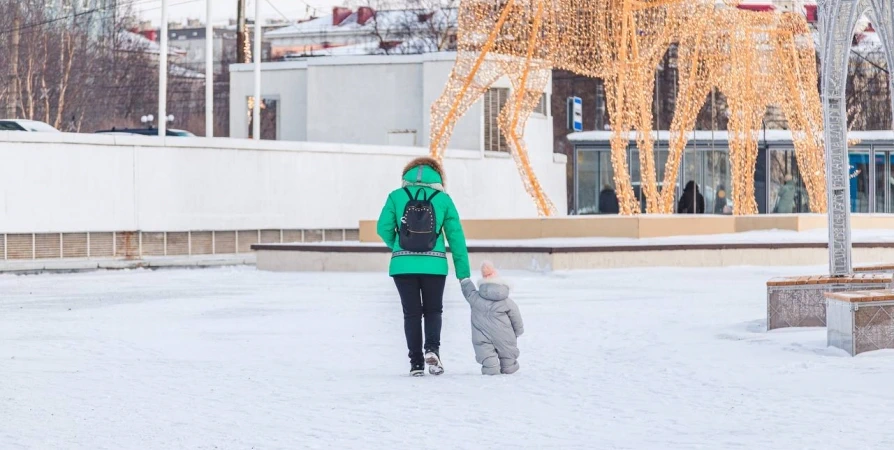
[7,8,20,118]
[55,33,75,129]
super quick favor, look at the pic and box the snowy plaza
[4,265,894,449]
[4,0,894,448]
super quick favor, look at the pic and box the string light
[663,8,827,214]
[429,0,827,216]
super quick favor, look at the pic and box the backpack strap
[428,190,440,202]
[403,187,414,200]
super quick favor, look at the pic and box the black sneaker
[424,349,444,376]
[410,362,425,377]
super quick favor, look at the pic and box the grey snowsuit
[461,278,524,375]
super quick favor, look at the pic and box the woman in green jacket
[377,156,471,377]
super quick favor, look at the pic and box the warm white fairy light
[429,0,827,216]
[664,7,827,214]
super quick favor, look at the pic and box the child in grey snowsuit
[460,261,524,375]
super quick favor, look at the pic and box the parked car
[0,119,61,132]
[95,127,195,137]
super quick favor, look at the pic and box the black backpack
[398,187,441,252]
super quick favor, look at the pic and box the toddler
[460,261,524,375]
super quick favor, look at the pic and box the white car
[0,119,61,132]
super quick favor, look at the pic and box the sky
[131,0,349,25]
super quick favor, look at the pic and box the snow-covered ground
[3,266,894,449]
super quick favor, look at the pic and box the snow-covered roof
[281,36,445,58]
[568,130,894,144]
[266,8,457,39]
[118,31,186,57]
[117,31,203,79]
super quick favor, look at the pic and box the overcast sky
[132,0,350,25]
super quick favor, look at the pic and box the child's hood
[478,278,510,301]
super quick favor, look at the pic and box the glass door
[875,150,887,213]
[680,146,700,213]
[768,149,810,213]
[849,149,871,213]
[596,151,616,214]
[703,149,731,214]
[575,149,598,214]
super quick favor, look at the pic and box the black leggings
[393,275,446,364]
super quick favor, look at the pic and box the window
[247,97,279,140]
[0,121,26,131]
[534,93,547,116]
[484,88,509,152]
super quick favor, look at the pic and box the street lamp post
[206,0,213,138]
[141,114,174,132]
[252,0,262,140]
[159,0,168,137]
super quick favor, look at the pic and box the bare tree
[350,0,458,55]
[0,0,207,134]
[846,46,891,131]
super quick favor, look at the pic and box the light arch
[819,0,894,275]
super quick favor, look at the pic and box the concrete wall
[305,59,424,146]
[0,132,567,233]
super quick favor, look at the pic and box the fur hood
[402,156,446,192]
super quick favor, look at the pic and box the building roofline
[229,51,459,72]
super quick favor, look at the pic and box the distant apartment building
[265,6,457,59]
[167,27,239,74]
[43,0,118,38]
[164,20,287,71]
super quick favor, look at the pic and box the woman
[677,180,705,214]
[774,175,797,214]
[376,156,471,377]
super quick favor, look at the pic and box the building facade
[229,53,552,151]
[570,131,894,215]
[167,27,239,74]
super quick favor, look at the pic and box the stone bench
[825,290,894,356]
[767,274,893,330]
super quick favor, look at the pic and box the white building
[228,52,566,215]
[229,53,552,151]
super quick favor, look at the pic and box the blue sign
[568,97,583,132]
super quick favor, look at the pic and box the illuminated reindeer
[430,0,826,216]
[428,0,706,216]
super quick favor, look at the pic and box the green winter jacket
[376,165,471,279]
